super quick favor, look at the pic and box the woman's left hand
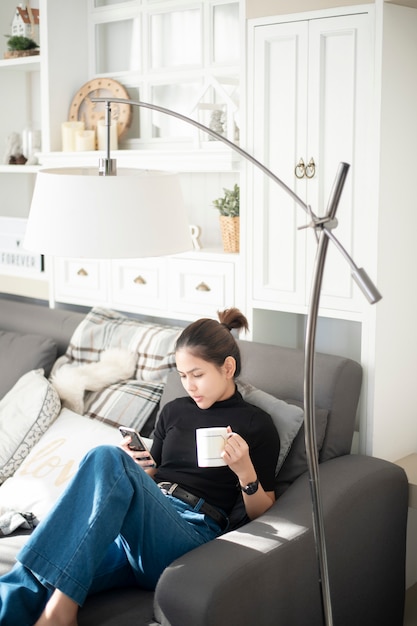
[222,426,275,520]
[119,436,156,470]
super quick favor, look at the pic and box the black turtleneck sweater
[152,389,279,514]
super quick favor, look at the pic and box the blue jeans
[0,445,222,626]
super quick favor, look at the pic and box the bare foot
[33,589,78,626]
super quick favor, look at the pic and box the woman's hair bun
[217,308,249,333]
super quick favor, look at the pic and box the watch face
[68,78,132,138]
[242,479,259,495]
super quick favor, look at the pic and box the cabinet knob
[195,281,211,292]
[133,275,147,285]
[305,157,316,179]
[295,158,306,179]
[77,268,88,277]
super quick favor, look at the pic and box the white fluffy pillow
[0,369,61,484]
[51,348,136,414]
[0,408,122,521]
[237,381,304,473]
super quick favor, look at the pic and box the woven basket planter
[4,49,40,59]
[219,216,240,253]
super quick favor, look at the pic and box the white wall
[368,4,417,461]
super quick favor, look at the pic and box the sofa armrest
[155,455,408,626]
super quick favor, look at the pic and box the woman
[0,308,279,626]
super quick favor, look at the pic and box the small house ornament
[11,4,39,43]
[4,4,40,59]
[189,77,239,147]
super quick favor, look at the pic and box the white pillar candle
[97,119,118,151]
[75,129,96,151]
[62,121,85,151]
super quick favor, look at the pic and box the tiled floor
[404,584,417,625]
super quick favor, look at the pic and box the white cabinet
[53,252,238,322]
[247,12,371,318]
[0,0,241,305]
[246,0,417,472]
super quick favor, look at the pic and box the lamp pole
[92,97,382,625]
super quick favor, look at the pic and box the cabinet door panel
[249,13,371,315]
[307,14,371,312]
[250,21,308,306]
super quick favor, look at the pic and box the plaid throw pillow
[57,308,182,435]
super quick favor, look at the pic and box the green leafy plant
[5,35,39,51]
[212,183,240,217]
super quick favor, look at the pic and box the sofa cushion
[54,307,182,437]
[275,401,329,496]
[0,330,57,400]
[0,408,134,523]
[0,369,61,484]
[237,381,304,473]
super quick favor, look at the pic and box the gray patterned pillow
[0,369,61,483]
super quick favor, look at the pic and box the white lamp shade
[24,168,193,258]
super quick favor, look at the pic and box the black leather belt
[158,482,228,531]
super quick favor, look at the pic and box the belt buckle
[167,483,178,496]
[159,482,178,496]
[159,482,227,531]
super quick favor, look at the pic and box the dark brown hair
[175,308,249,377]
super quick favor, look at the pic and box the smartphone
[119,426,149,453]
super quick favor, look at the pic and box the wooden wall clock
[68,78,132,137]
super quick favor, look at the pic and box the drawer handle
[133,275,146,285]
[196,281,211,292]
[77,268,88,277]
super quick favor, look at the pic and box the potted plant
[4,36,39,59]
[212,183,240,252]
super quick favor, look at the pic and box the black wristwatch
[240,478,259,495]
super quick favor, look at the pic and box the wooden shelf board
[0,55,41,71]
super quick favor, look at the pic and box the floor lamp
[25,97,382,626]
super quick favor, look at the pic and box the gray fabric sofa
[0,297,408,625]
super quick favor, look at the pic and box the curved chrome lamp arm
[93,96,382,305]
[92,96,382,626]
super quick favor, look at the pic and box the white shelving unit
[0,0,242,310]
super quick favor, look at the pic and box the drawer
[53,258,109,305]
[169,258,235,316]
[111,258,167,312]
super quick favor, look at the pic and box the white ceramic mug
[196,427,228,467]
